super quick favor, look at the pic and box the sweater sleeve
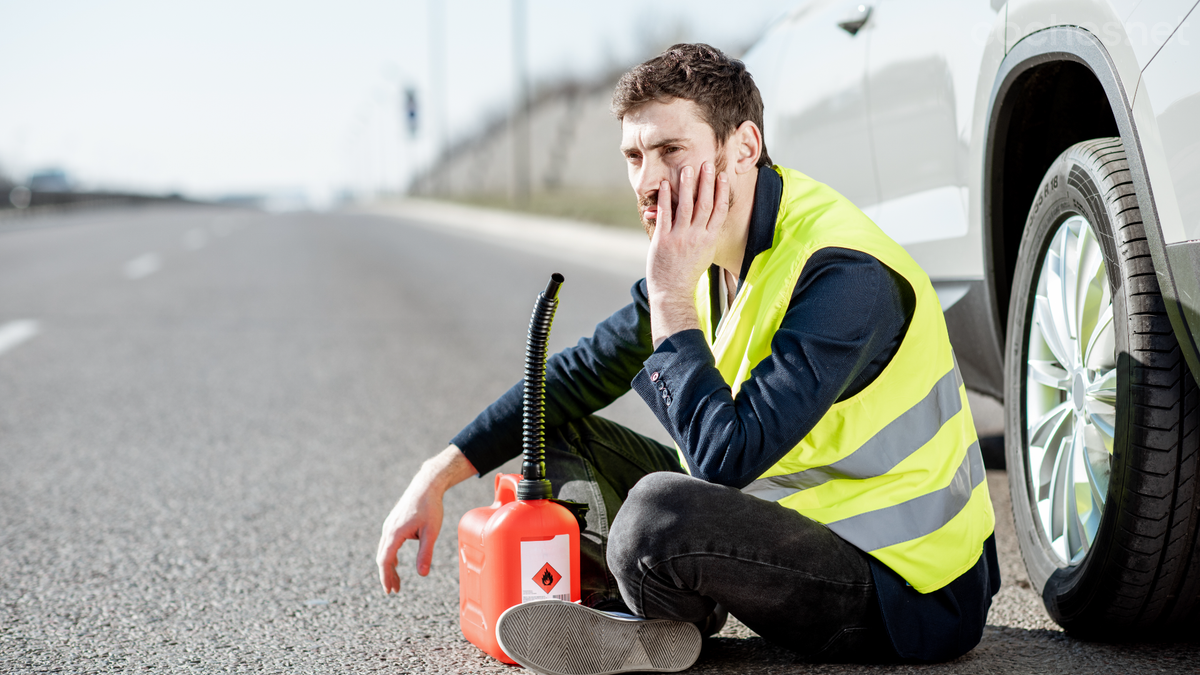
[631,248,912,488]
[451,280,655,475]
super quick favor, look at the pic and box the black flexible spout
[518,273,563,501]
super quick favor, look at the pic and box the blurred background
[11,3,1198,671]
[0,7,812,669]
[0,0,796,221]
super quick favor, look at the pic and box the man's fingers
[380,562,399,593]
[656,180,673,233]
[675,165,695,227]
[376,520,417,593]
[415,521,441,577]
[376,535,402,593]
[709,170,731,231]
[693,161,715,226]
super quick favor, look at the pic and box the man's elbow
[686,461,759,490]
[683,431,764,488]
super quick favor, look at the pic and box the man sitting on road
[377,43,999,673]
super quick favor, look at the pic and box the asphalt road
[1,205,1197,674]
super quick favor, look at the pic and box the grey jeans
[541,415,898,663]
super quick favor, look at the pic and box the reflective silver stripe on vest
[741,364,965,502]
[826,440,985,552]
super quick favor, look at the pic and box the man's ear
[730,121,763,175]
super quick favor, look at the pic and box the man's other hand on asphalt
[376,445,478,593]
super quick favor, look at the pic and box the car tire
[1004,137,1200,636]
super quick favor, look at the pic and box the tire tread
[1069,138,1200,630]
[1007,137,1200,637]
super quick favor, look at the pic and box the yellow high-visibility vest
[690,166,994,593]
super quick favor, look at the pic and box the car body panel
[1138,7,1200,243]
[1141,9,1200,381]
[866,1,994,253]
[746,1,1200,389]
[868,0,1003,279]
[756,0,880,214]
[1000,1,1197,239]
[988,23,1200,383]
[1108,0,1145,22]
[1004,0,1195,69]
[1123,0,1198,70]
[1167,241,1200,380]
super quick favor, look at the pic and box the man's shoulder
[793,248,914,321]
[772,164,854,209]
[770,165,896,258]
[799,247,892,284]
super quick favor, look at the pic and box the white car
[744,0,1200,636]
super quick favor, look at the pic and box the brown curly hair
[612,43,772,168]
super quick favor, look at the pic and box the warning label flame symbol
[532,562,562,594]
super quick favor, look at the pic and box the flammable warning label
[532,562,562,594]
[520,534,571,603]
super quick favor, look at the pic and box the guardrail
[0,190,195,222]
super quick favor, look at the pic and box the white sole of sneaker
[495,599,702,675]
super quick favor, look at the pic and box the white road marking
[124,252,162,280]
[0,320,39,357]
[183,228,208,250]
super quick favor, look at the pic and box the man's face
[621,98,728,238]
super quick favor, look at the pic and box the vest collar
[739,165,784,285]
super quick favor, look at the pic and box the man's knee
[608,472,710,565]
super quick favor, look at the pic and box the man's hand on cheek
[646,161,730,347]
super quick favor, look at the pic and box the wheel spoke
[1084,304,1116,372]
[1030,401,1074,446]
[1034,294,1073,368]
[1031,403,1073,501]
[1086,398,1117,443]
[1060,221,1081,343]
[1087,368,1118,407]
[1043,244,1074,349]
[1066,424,1090,562]
[1082,419,1111,507]
[1075,222,1108,362]
[1049,431,1071,545]
[1029,360,1071,390]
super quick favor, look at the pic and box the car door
[748,0,880,215]
[864,0,1002,264]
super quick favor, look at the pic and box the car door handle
[837,4,873,36]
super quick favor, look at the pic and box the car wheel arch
[980,26,1194,385]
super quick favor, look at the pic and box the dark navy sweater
[452,167,999,661]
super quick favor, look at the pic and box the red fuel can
[458,473,581,664]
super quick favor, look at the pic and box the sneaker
[495,599,702,675]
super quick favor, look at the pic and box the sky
[0,0,798,207]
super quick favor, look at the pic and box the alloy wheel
[1024,214,1117,565]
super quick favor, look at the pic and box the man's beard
[638,194,657,238]
[639,154,731,239]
